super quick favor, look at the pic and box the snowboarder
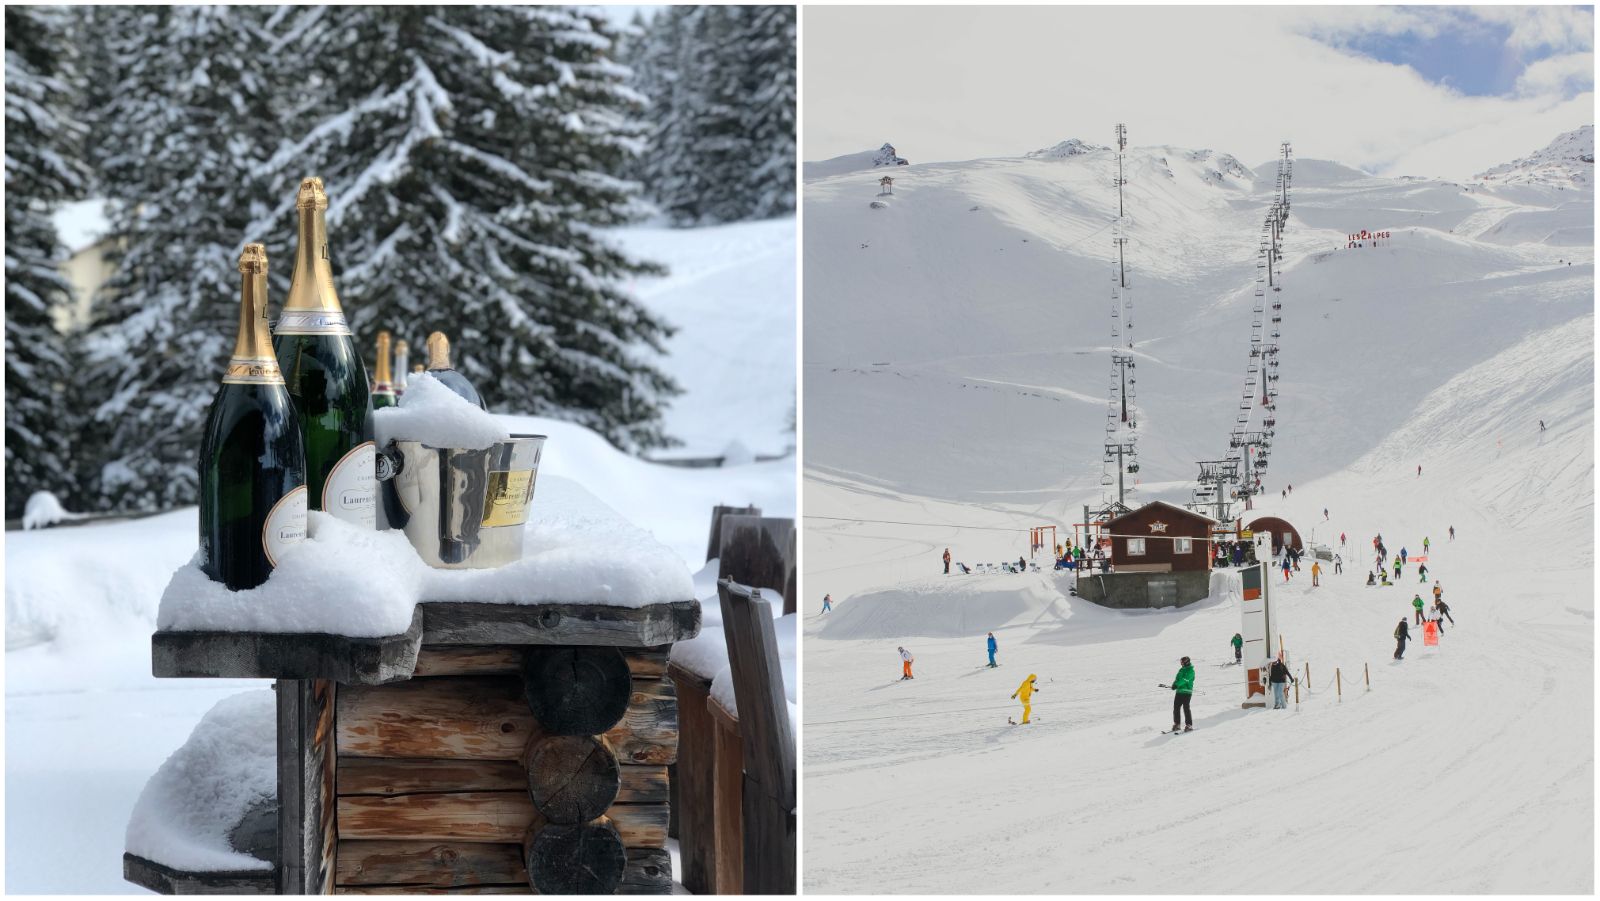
[1540,419,1546,431]
[1432,581,1443,605]
[1366,571,1377,587]
[1393,557,1403,581]
[1417,563,1429,582]
[821,594,832,614]
[1449,525,1455,541]
[1436,597,1454,626]
[943,548,952,575]
[1334,554,1343,575]
[1231,632,1243,664]
[1269,656,1296,709]
[898,646,915,680]
[1164,656,1196,732]
[1311,560,1321,587]
[1394,619,1411,659]
[1412,593,1426,624]
[1010,673,1038,724]
[986,632,998,668]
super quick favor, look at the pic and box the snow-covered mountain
[1476,124,1594,189]
[1025,137,1106,159]
[801,129,1593,893]
[803,142,909,179]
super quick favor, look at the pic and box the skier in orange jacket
[1011,673,1039,724]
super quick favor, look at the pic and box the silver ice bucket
[377,435,545,569]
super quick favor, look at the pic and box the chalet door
[1147,579,1177,606]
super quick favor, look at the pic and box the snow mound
[1026,138,1107,160]
[817,576,1065,640]
[157,476,695,637]
[804,143,908,179]
[375,372,509,450]
[1476,125,1594,189]
[22,491,84,529]
[124,690,276,872]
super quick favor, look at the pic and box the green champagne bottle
[425,331,487,409]
[199,244,308,590]
[372,330,397,409]
[393,338,410,397]
[273,177,376,526]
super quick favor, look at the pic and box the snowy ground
[802,135,1592,892]
[4,220,795,893]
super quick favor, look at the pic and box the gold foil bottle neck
[374,330,393,385]
[413,364,425,373]
[296,176,328,210]
[238,242,268,275]
[426,331,453,370]
[225,243,283,384]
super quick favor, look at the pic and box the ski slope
[801,130,1593,893]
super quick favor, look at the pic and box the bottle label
[323,441,377,527]
[262,485,309,566]
[222,355,285,385]
[275,310,351,336]
[482,468,536,528]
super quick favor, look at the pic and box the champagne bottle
[425,331,487,409]
[199,244,308,590]
[393,338,410,396]
[273,177,376,527]
[372,330,397,409]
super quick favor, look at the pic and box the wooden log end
[522,734,621,825]
[521,647,632,736]
[522,818,626,895]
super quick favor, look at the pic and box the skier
[1269,656,1296,709]
[1281,556,1292,582]
[1334,553,1343,575]
[1417,464,1422,477]
[1436,597,1454,626]
[821,593,833,614]
[1282,489,1286,499]
[1311,560,1321,587]
[1400,547,1408,565]
[1426,602,1443,635]
[1323,507,1329,520]
[1231,632,1243,664]
[943,548,952,575]
[1417,562,1429,582]
[1393,557,1403,581]
[1394,619,1411,660]
[1288,484,1293,494]
[898,646,915,680]
[1163,656,1196,733]
[1540,419,1546,431]
[1449,525,1455,541]
[1010,673,1038,724]
[1340,531,1347,547]
[1412,593,1426,624]
[1423,536,1430,554]
[986,632,999,668]
[1432,581,1443,606]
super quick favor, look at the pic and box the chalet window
[1174,537,1193,554]
[1127,538,1146,556]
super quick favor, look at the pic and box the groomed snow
[123,690,276,872]
[157,476,695,637]
[374,371,510,450]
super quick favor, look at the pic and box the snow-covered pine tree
[257,6,678,451]
[5,6,92,518]
[76,6,283,511]
[738,5,796,220]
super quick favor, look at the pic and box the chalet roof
[1105,500,1219,528]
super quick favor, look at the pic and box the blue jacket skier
[986,632,998,668]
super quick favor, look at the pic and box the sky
[802,5,1594,180]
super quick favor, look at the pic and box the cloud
[1472,5,1594,54]
[1516,51,1596,96]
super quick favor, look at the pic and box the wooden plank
[717,580,796,894]
[667,666,716,895]
[123,853,274,895]
[277,679,337,894]
[412,646,670,679]
[336,840,525,887]
[605,677,679,765]
[608,804,670,849]
[717,516,795,617]
[337,677,533,761]
[335,885,529,894]
[711,708,744,894]
[420,602,700,648]
[338,792,534,843]
[618,765,670,805]
[617,848,673,895]
[152,603,699,685]
[705,504,760,562]
[338,758,526,796]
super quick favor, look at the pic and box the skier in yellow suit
[1011,673,1039,724]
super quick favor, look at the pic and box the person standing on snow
[1449,525,1455,541]
[1164,656,1196,732]
[821,593,832,614]
[898,646,915,680]
[1281,556,1292,582]
[986,632,999,668]
[1423,536,1430,554]
[1432,581,1443,607]
[1341,531,1347,547]
[1269,656,1296,709]
[1017,555,1027,574]
[1311,560,1322,587]
[942,548,952,575]
[1334,553,1343,575]
[1412,593,1426,624]
[1231,632,1243,664]
[1426,602,1443,635]
[1417,464,1422,477]
[1394,619,1411,659]
[1010,673,1039,724]
[1436,597,1454,626]
[1393,557,1403,581]
[1400,547,1408,565]
[1417,563,1429,582]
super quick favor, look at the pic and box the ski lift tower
[1101,123,1140,506]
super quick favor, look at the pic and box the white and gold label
[275,310,351,336]
[323,441,376,527]
[262,485,308,566]
[222,355,285,385]
[482,468,536,528]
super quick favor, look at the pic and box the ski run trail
[802,132,1592,893]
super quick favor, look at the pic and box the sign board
[1239,529,1253,539]
[1239,562,1277,706]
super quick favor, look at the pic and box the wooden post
[1365,661,1370,690]
[277,678,337,895]
[718,515,796,617]
[1293,678,1298,705]
[666,664,716,893]
[717,579,796,895]
[1337,667,1342,700]
[1304,661,1310,692]
[705,505,760,562]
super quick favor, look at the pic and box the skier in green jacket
[1230,633,1243,664]
[1164,656,1196,732]
[1412,593,1426,624]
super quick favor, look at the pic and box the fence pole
[1336,667,1342,701]
[1293,679,1299,705]
[1304,661,1310,691]
[1365,662,1370,690]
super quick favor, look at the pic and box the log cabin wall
[331,646,675,895]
